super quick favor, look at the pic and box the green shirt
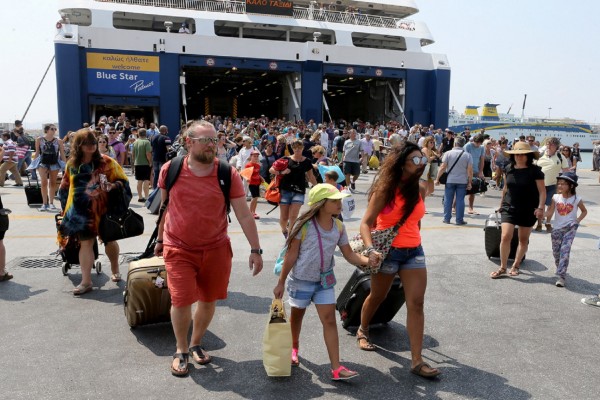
[133,139,152,166]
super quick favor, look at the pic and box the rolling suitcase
[336,269,405,331]
[25,175,43,205]
[484,212,523,260]
[123,256,171,328]
[145,187,161,215]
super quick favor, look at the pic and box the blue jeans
[152,161,164,188]
[444,183,467,223]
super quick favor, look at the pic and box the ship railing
[95,0,415,31]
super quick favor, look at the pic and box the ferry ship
[54,0,450,134]
[449,104,599,151]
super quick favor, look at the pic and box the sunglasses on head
[189,136,218,145]
[410,155,429,165]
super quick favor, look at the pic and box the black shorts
[134,165,151,181]
[0,230,5,240]
[500,208,537,228]
[343,161,360,177]
[248,184,260,199]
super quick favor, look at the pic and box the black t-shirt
[279,157,313,194]
[441,137,454,153]
[502,165,544,213]
[151,134,172,162]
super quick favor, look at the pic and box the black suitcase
[484,212,523,260]
[25,175,43,205]
[336,269,405,330]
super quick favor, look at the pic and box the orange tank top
[374,193,425,248]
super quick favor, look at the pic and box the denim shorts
[280,189,305,205]
[39,163,62,171]
[380,245,426,274]
[286,276,335,309]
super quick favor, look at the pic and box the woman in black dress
[491,142,545,278]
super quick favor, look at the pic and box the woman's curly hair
[368,141,424,226]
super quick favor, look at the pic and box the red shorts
[163,242,232,307]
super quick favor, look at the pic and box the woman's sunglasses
[411,156,429,165]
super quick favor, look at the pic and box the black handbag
[98,184,143,243]
[0,213,9,232]
[99,208,144,243]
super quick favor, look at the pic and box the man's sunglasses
[189,137,218,145]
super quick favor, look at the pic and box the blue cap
[557,172,578,187]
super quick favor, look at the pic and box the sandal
[509,266,520,276]
[490,268,507,279]
[291,348,299,366]
[0,272,13,282]
[356,327,376,351]
[189,345,212,365]
[111,273,122,282]
[331,365,359,381]
[410,362,441,379]
[171,353,189,377]
[73,283,93,295]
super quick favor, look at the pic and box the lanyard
[312,218,325,272]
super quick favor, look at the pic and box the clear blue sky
[1,0,598,128]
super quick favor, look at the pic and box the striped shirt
[2,139,18,162]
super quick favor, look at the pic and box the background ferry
[449,103,599,151]
[54,0,450,134]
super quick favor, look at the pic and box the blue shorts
[380,245,426,275]
[545,185,556,206]
[286,276,335,309]
[280,189,305,205]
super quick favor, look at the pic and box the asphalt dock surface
[1,168,599,400]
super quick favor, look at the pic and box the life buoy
[56,21,62,30]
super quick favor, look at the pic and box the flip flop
[73,283,93,295]
[0,272,13,282]
[509,267,520,276]
[171,353,189,377]
[356,329,376,351]
[111,273,122,282]
[467,210,480,215]
[189,346,212,365]
[410,362,441,379]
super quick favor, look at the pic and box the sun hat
[557,171,578,187]
[250,150,260,155]
[504,142,540,159]
[308,183,350,205]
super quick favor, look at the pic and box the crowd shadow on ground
[219,291,272,314]
[181,325,530,400]
[0,281,47,301]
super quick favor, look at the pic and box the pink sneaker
[291,348,299,366]
[331,365,358,381]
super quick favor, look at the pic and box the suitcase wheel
[62,262,70,276]
[95,261,102,275]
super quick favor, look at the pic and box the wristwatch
[250,248,263,255]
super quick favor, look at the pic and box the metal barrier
[95,0,415,30]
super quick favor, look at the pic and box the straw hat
[504,142,540,159]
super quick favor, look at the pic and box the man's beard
[191,150,216,164]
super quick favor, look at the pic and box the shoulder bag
[439,150,464,184]
[99,186,144,243]
[349,217,406,275]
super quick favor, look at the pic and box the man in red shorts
[154,120,263,377]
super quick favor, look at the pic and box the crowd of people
[0,113,598,381]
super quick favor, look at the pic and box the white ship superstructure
[55,0,450,132]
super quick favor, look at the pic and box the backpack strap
[217,159,232,220]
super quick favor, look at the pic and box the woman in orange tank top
[357,141,441,379]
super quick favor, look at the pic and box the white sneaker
[48,204,58,211]
[555,278,565,287]
[39,204,48,212]
[581,295,600,307]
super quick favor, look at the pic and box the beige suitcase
[123,257,171,328]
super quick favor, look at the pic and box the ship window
[113,12,195,34]
[59,8,92,26]
[215,21,335,44]
[351,33,406,51]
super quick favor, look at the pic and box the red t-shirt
[375,193,425,248]
[158,158,245,251]
[245,161,262,185]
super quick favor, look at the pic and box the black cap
[14,120,22,126]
